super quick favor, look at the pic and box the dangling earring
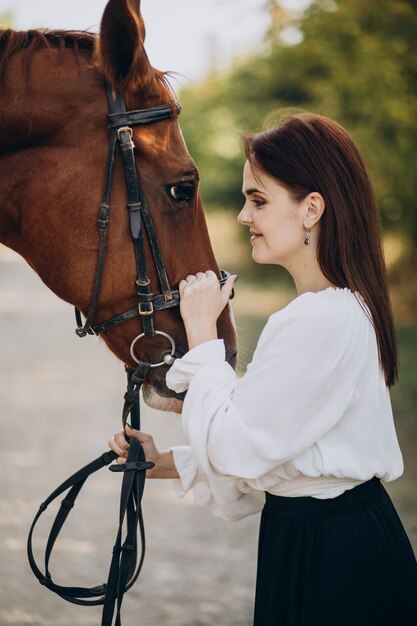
[304,228,311,245]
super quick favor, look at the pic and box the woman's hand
[179,270,237,349]
[108,425,179,479]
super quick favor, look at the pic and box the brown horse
[0,0,237,412]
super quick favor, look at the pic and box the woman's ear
[304,192,326,230]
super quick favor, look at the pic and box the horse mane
[0,28,175,100]
[0,29,95,83]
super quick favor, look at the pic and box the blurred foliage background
[179,0,417,321]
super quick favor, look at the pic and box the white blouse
[166,288,403,521]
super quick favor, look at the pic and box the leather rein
[27,81,231,626]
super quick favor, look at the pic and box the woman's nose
[237,205,253,225]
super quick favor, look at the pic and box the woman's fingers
[107,425,154,447]
[204,270,218,281]
[182,271,218,287]
[125,425,153,444]
[108,427,157,467]
[221,274,238,305]
[114,430,128,449]
[182,271,236,303]
[108,431,128,456]
[180,271,219,296]
[108,432,128,465]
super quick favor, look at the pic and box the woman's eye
[253,198,265,207]
[166,182,196,205]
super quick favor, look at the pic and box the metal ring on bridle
[130,330,176,368]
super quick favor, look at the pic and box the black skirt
[254,478,417,626]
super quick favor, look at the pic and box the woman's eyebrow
[242,187,269,196]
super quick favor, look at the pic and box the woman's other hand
[108,425,179,479]
[179,270,237,349]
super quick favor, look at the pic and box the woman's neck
[290,256,336,296]
[295,276,336,295]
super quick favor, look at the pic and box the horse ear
[97,0,154,93]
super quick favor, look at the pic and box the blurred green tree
[179,0,417,245]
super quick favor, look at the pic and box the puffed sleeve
[166,289,370,512]
[169,445,265,521]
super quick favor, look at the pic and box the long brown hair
[243,111,398,387]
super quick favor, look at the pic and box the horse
[0,0,237,415]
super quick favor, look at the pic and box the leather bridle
[74,82,231,346]
[27,80,232,626]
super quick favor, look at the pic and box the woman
[109,112,417,625]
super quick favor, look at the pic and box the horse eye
[167,182,196,205]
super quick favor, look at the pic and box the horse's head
[0,0,237,412]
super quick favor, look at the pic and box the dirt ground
[0,248,258,626]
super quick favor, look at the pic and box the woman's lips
[250,230,263,242]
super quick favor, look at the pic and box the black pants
[254,478,417,626]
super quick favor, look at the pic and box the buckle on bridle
[117,126,133,140]
[138,302,154,316]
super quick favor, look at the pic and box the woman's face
[238,161,308,269]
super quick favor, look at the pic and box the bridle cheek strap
[75,84,179,339]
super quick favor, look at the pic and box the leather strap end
[109,461,155,473]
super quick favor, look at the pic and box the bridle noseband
[27,80,233,626]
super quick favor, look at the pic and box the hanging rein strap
[27,449,117,606]
[102,363,152,626]
[27,363,153,626]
